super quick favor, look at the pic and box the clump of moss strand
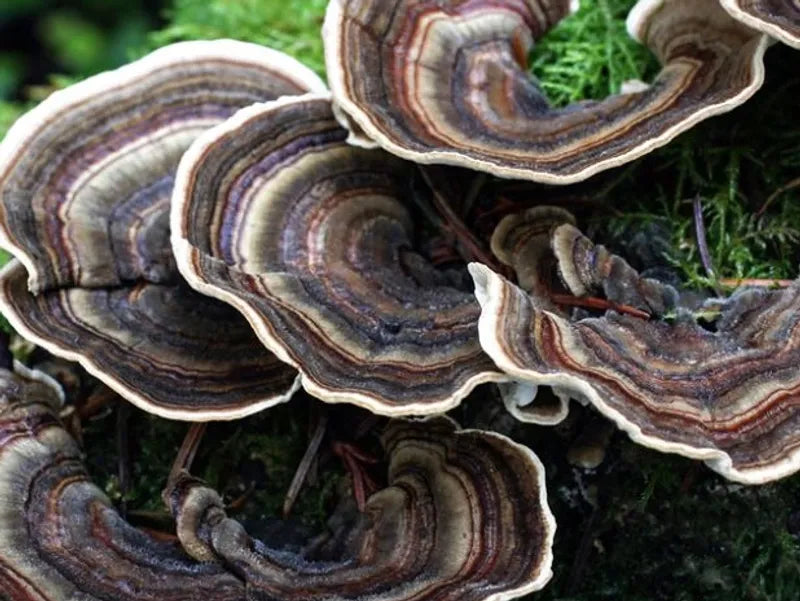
[147,0,327,76]
[598,45,800,290]
[528,0,800,290]
[528,0,658,107]
[0,103,24,139]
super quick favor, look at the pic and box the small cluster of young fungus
[0,0,798,599]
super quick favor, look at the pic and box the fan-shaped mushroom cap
[552,223,679,315]
[0,260,299,420]
[0,362,245,600]
[491,206,576,309]
[165,417,554,601]
[721,0,800,48]
[470,226,800,484]
[0,41,327,419]
[171,94,507,415]
[323,0,769,184]
[490,207,577,425]
[0,40,325,293]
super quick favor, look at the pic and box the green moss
[0,102,25,139]
[38,10,153,76]
[0,0,51,20]
[600,46,800,290]
[0,55,26,101]
[38,12,110,74]
[147,0,328,76]
[528,1,800,290]
[529,0,657,107]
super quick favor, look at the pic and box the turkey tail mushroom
[165,417,555,601]
[0,41,329,420]
[490,206,577,312]
[720,0,800,48]
[171,94,509,415]
[0,40,324,294]
[0,361,245,600]
[551,223,679,316]
[323,0,769,184]
[489,206,577,425]
[0,259,300,421]
[470,225,800,484]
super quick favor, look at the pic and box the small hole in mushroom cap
[384,322,402,336]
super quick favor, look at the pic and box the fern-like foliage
[529,0,657,107]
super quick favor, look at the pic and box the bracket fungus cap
[0,361,245,600]
[551,223,679,315]
[0,259,301,421]
[470,225,800,484]
[0,39,325,294]
[323,0,769,184]
[720,0,800,48]
[165,417,555,601]
[171,93,507,415]
[489,206,578,425]
[491,206,577,308]
[0,40,328,420]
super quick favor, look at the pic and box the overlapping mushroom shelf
[721,0,800,48]
[0,358,555,601]
[488,206,579,424]
[165,417,554,601]
[2,0,800,598]
[323,0,769,183]
[472,222,800,484]
[172,94,509,415]
[0,363,246,600]
[0,40,334,420]
[0,262,299,419]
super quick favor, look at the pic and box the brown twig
[418,167,507,274]
[423,238,462,266]
[719,278,793,289]
[692,195,722,295]
[227,483,255,514]
[551,293,651,320]
[461,172,487,216]
[77,384,118,420]
[755,176,800,217]
[283,409,329,518]
[332,441,379,512]
[168,423,207,484]
[116,402,131,518]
